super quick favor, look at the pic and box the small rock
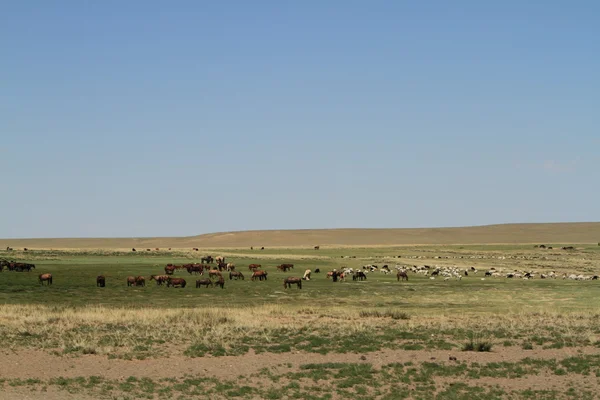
[360,355,367,361]
[449,356,457,361]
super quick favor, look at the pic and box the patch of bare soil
[0,346,597,380]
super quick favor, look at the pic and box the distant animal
[146,249,151,251]
[251,270,268,281]
[201,256,214,264]
[261,247,264,250]
[155,248,159,251]
[208,269,222,279]
[195,278,213,288]
[164,265,176,275]
[302,269,311,280]
[248,264,262,271]
[23,248,28,251]
[132,248,136,252]
[277,263,294,272]
[135,276,145,287]
[283,276,302,289]
[397,271,409,281]
[314,268,320,273]
[150,275,169,285]
[193,248,199,251]
[562,246,575,250]
[215,256,225,264]
[214,277,225,289]
[250,247,253,250]
[353,271,367,281]
[39,273,52,285]
[127,276,136,286]
[96,275,106,287]
[166,277,186,288]
[229,271,244,280]
[314,245,320,250]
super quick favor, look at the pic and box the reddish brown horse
[283,277,302,289]
[195,278,213,288]
[277,264,294,272]
[96,275,106,287]
[166,277,186,288]
[164,265,176,275]
[39,273,52,285]
[248,264,261,271]
[208,269,222,279]
[127,276,136,286]
[251,270,268,281]
[135,276,146,287]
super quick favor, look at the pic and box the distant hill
[1,222,600,249]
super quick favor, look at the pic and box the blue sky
[1,1,598,238]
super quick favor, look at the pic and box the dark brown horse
[251,270,268,281]
[215,277,225,289]
[195,278,213,288]
[283,276,302,289]
[96,275,106,287]
[277,263,294,272]
[166,277,186,288]
[397,271,409,281]
[135,276,146,286]
[229,271,244,280]
[39,273,52,285]
[164,265,176,275]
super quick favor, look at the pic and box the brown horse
[314,245,320,250]
[251,270,268,281]
[39,273,52,285]
[195,278,213,288]
[277,263,294,272]
[166,277,186,288]
[397,271,409,281]
[215,277,225,289]
[127,276,136,286]
[283,277,302,289]
[248,264,261,271]
[208,269,222,279]
[164,265,176,275]
[135,276,146,287]
[96,275,106,287]
[229,271,244,280]
[150,275,169,285]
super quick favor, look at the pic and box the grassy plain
[1,243,600,399]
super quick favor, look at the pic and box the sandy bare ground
[2,222,600,248]
[1,346,597,381]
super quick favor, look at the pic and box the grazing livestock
[166,277,186,288]
[397,271,409,281]
[302,269,311,280]
[96,275,106,287]
[196,278,213,288]
[208,269,222,279]
[215,256,225,264]
[150,275,169,285]
[251,270,268,281]
[261,247,264,250]
[248,264,262,271]
[353,271,367,281]
[164,265,176,275]
[229,271,244,280]
[562,246,575,250]
[215,277,225,289]
[314,245,320,250]
[127,276,136,286]
[283,277,302,289]
[314,268,320,273]
[135,276,146,287]
[39,273,52,285]
[201,256,214,264]
[132,248,136,252]
[277,263,294,272]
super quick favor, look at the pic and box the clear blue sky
[1,1,598,238]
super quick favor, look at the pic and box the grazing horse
[208,269,222,279]
[251,270,268,281]
[127,276,136,286]
[283,277,302,289]
[314,246,320,250]
[226,263,235,271]
[201,255,213,264]
[248,264,261,271]
[96,275,106,287]
[353,271,367,281]
[196,278,213,288]
[397,271,409,281]
[164,265,176,275]
[302,269,311,280]
[132,248,136,252]
[39,273,52,285]
[166,277,186,288]
[215,256,225,264]
[229,271,244,280]
[217,262,228,271]
[135,276,146,287]
[314,268,320,273]
[150,275,169,285]
[214,277,225,289]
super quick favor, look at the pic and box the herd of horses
[2,254,410,289]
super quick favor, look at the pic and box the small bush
[522,342,534,350]
[463,332,493,352]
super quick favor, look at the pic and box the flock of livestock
[2,248,598,289]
